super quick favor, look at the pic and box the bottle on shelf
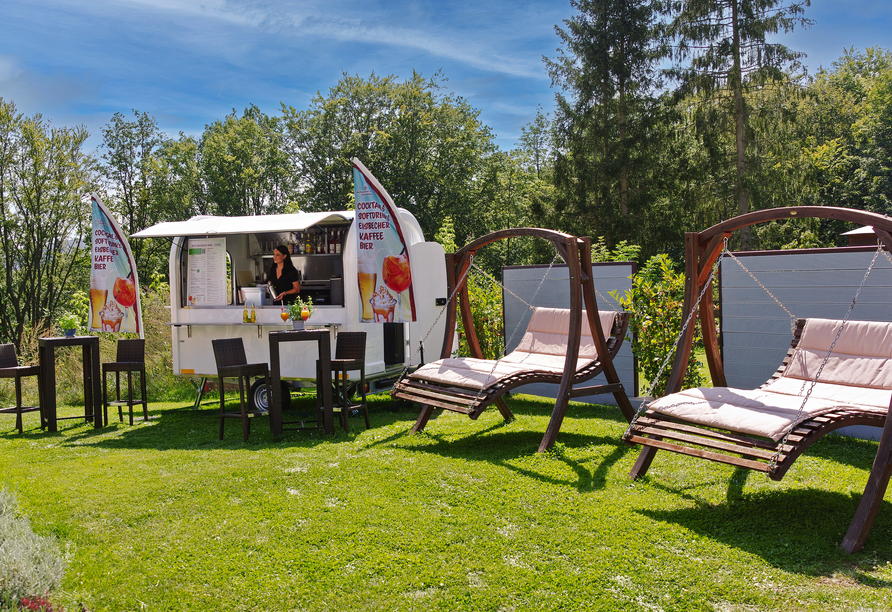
[305,232,312,254]
[243,303,249,323]
[250,303,256,323]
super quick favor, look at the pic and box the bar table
[268,329,333,436]
[38,336,102,431]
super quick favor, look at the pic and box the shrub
[458,271,504,360]
[614,254,708,397]
[0,488,67,606]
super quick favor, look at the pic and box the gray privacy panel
[502,262,636,404]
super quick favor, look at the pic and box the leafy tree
[660,0,812,248]
[280,72,507,248]
[0,99,95,348]
[515,106,553,180]
[614,254,707,396]
[149,132,204,219]
[99,110,170,283]
[200,105,292,217]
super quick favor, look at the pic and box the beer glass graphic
[357,256,377,322]
[89,272,108,331]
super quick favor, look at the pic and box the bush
[458,271,504,360]
[614,254,708,397]
[0,488,67,606]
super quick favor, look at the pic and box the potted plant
[57,312,80,337]
[287,297,316,330]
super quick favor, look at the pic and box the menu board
[186,238,227,306]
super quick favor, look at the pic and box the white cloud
[0,55,24,84]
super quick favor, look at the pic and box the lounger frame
[624,206,892,554]
[392,228,635,452]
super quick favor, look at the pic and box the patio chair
[0,343,43,434]
[102,339,148,425]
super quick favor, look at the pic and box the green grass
[1,392,891,611]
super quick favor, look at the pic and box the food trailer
[132,209,449,409]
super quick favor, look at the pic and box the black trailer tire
[249,379,291,412]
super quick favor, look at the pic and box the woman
[267,245,301,305]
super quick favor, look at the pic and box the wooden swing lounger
[392,227,635,453]
[394,307,628,425]
[625,206,892,554]
[626,317,889,478]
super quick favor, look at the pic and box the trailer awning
[131,212,354,239]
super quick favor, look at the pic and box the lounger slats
[630,424,779,460]
[633,415,777,450]
[392,381,481,414]
[624,434,773,472]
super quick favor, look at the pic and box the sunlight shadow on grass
[637,484,892,579]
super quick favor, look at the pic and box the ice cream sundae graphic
[100,300,124,332]
[371,285,397,323]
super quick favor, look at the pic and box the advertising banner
[89,193,143,336]
[353,158,416,323]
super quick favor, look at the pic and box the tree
[281,72,508,247]
[515,106,553,180]
[544,0,667,248]
[200,105,292,217]
[0,98,95,349]
[661,0,812,248]
[99,110,169,283]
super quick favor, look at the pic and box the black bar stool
[318,332,368,432]
[102,339,148,425]
[0,344,44,433]
[212,338,270,441]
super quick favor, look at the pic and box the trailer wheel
[249,380,291,412]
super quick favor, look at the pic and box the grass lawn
[1,392,891,611]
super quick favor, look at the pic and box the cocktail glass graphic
[113,274,137,332]
[382,253,411,322]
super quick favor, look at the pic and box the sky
[1,0,891,153]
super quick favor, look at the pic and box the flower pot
[292,320,304,330]
[64,329,76,338]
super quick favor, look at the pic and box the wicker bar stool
[102,339,148,426]
[317,331,368,432]
[0,344,44,434]
[212,338,270,441]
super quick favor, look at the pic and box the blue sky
[1,0,890,153]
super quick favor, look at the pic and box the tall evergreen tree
[661,0,811,247]
[545,0,665,247]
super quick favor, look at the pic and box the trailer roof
[131,211,355,239]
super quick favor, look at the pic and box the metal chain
[471,252,561,403]
[393,253,477,386]
[623,240,726,438]
[769,243,884,468]
[725,249,798,335]
[595,287,620,313]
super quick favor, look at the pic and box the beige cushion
[410,308,617,390]
[650,318,892,441]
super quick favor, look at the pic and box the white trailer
[132,209,449,409]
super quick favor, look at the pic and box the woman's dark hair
[275,245,297,271]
